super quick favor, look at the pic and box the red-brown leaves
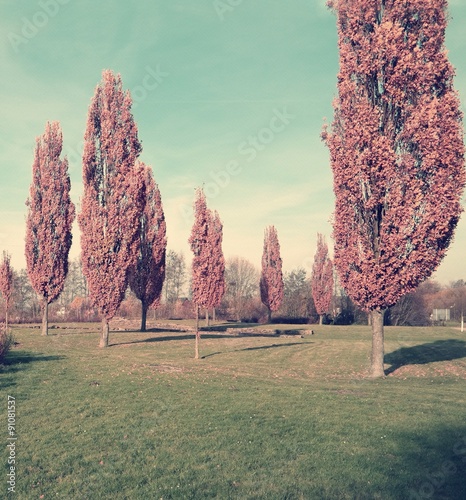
[79,70,143,321]
[128,163,167,311]
[324,0,465,311]
[311,234,334,317]
[207,210,226,309]
[260,226,284,315]
[189,188,225,309]
[25,121,75,305]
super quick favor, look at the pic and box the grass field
[1,321,466,499]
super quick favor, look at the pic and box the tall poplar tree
[25,122,75,336]
[323,0,465,377]
[311,234,334,325]
[205,209,225,324]
[0,252,14,331]
[260,226,284,323]
[79,70,143,348]
[128,163,167,332]
[189,188,225,358]
[189,188,209,359]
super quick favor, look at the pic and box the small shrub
[240,317,259,324]
[271,316,310,325]
[333,311,355,325]
[0,327,14,362]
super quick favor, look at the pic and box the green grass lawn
[1,321,466,499]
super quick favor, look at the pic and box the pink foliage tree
[205,209,226,325]
[323,0,465,377]
[25,122,75,336]
[128,163,167,332]
[78,70,144,347]
[0,251,14,331]
[311,234,334,325]
[260,226,284,323]
[189,188,225,358]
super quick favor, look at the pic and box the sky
[1,0,466,285]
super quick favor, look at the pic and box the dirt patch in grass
[386,361,466,379]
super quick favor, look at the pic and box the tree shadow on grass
[144,327,194,334]
[112,330,302,347]
[113,333,240,347]
[3,351,66,366]
[121,324,259,334]
[0,351,66,389]
[239,341,308,352]
[345,424,466,498]
[392,425,466,499]
[200,324,308,335]
[202,341,310,358]
[384,339,466,376]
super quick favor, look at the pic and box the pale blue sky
[1,0,465,284]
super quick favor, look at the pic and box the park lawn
[1,322,466,499]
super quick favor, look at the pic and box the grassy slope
[1,322,466,499]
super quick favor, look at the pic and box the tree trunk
[141,302,148,332]
[195,305,200,360]
[370,309,385,378]
[213,307,216,322]
[42,301,49,336]
[100,318,110,348]
[319,314,323,326]
[267,307,272,324]
[205,308,210,327]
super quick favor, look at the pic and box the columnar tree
[311,234,334,325]
[205,209,225,324]
[79,70,144,347]
[0,252,14,330]
[260,226,284,323]
[128,163,167,332]
[189,188,209,359]
[323,0,465,377]
[189,188,225,358]
[25,122,75,335]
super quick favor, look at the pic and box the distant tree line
[3,250,466,330]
